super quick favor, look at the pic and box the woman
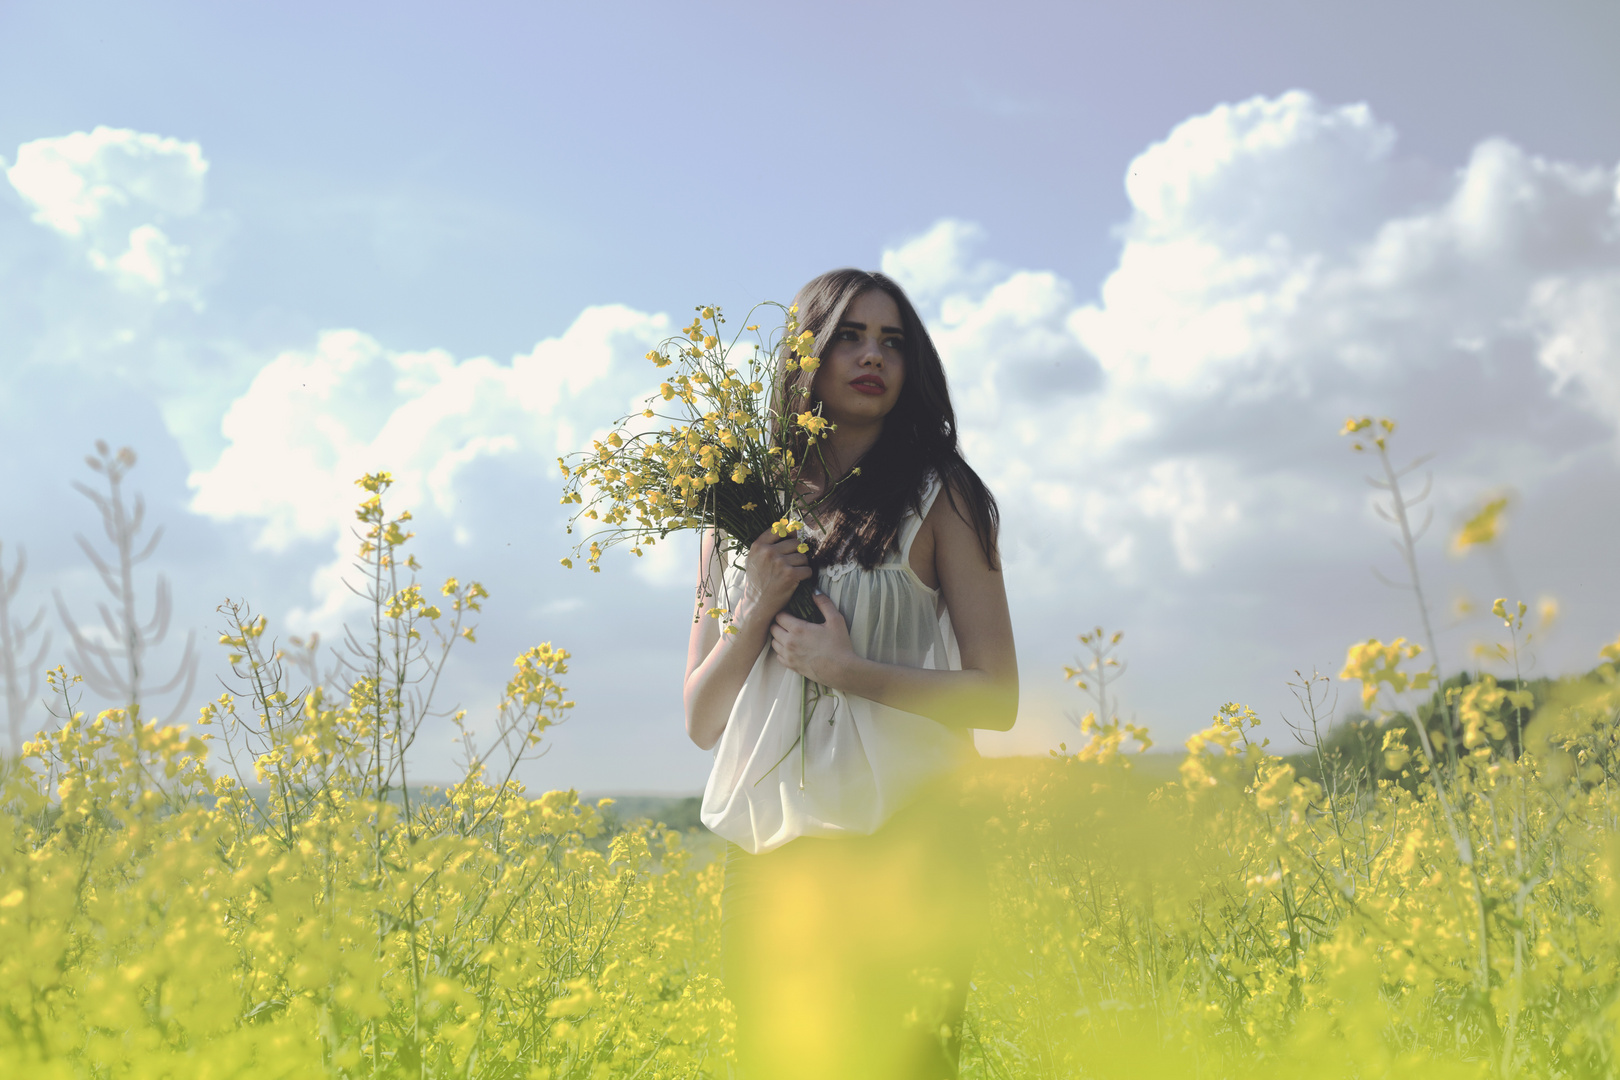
[684,269,1018,1079]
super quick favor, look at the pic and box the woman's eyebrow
[836,319,905,335]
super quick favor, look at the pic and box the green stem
[753,675,830,789]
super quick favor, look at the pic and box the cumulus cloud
[1529,273,1620,429]
[188,305,671,627]
[880,219,996,303]
[884,91,1620,748]
[6,127,207,299]
[891,92,1620,569]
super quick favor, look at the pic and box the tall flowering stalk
[559,302,851,628]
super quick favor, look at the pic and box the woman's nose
[858,340,883,367]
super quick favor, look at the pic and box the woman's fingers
[768,625,790,657]
[742,530,817,614]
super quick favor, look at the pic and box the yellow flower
[1457,675,1511,748]
[1340,637,1433,709]
[794,411,831,438]
[1381,729,1411,772]
[703,335,718,350]
[1452,495,1510,554]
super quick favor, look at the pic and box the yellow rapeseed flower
[1452,495,1510,555]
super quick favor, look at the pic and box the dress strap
[896,471,944,563]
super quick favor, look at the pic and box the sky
[2,0,1618,792]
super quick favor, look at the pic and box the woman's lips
[849,376,886,395]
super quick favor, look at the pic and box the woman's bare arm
[683,529,812,750]
[768,485,1019,731]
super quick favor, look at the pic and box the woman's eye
[883,336,904,350]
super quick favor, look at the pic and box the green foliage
[967,650,1620,1078]
[5,456,1620,1077]
[1,475,728,1079]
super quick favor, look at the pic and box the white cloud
[881,92,1620,740]
[87,222,189,293]
[188,305,670,628]
[7,126,206,235]
[880,219,995,303]
[6,126,207,300]
[1123,91,1399,253]
[1530,272,1620,428]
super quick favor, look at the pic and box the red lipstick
[849,375,886,395]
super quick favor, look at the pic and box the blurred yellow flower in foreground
[1452,494,1511,554]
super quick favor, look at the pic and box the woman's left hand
[769,593,855,685]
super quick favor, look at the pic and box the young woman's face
[811,289,907,427]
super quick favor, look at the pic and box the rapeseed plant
[1,475,728,1079]
[1,418,1618,1078]
[54,442,199,725]
[0,538,50,755]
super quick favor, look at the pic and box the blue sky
[2,0,1618,792]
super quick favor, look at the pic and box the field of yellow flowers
[4,464,1620,1079]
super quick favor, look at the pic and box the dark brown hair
[777,268,1000,571]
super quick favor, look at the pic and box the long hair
[776,268,1000,571]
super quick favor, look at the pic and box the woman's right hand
[684,528,812,750]
[741,529,812,617]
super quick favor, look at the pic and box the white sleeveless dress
[700,473,974,855]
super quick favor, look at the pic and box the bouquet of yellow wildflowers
[560,302,848,627]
